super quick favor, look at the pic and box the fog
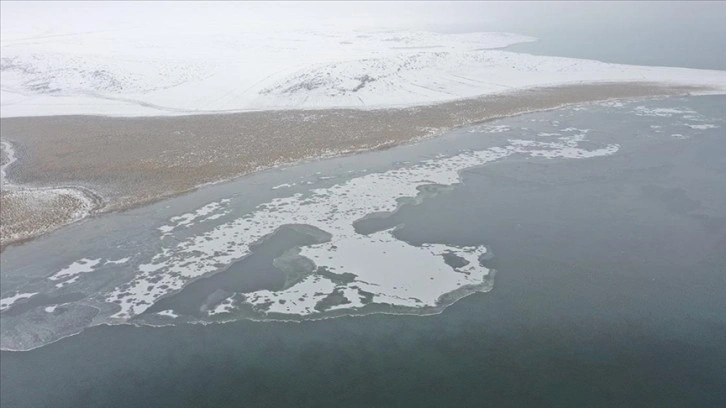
[2,1,724,35]
[1,1,724,68]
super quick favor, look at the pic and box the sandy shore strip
[0,82,716,247]
[0,140,101,247]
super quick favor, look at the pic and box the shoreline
[2,78,722,121]
[0,82,718,248]
[0,140,103,249]
[1,86,723,353]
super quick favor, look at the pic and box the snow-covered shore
[2,29,725,117]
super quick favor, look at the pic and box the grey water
[2,93,725,407]
[434,2,726,70]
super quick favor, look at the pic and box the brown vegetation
[0,82,708,247]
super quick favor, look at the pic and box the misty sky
[2,1,725,34]
[2,1,724,69]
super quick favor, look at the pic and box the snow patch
[0,292,37,311]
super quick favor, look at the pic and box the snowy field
[2,25,725,117]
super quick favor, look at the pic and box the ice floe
[633,106,698,117]
[102,130,619,320]
[48,258,103,282]
[0,292,37,312]
[271,183,296,190]
[467,125,511,134]
[156,310,179,319]
[105,257,131,265]
[158,199,231,237]
[685,124,719,130]
[47,257,130,288]
[208,295,242,316]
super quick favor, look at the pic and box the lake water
[503,26,726,71]
[437,2,726,70]
[1,93,724,407]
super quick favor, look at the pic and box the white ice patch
[156,309,179,318]
[158,199,231,237]
[633,106,697,117]
[103,131,619,320]
[235,235,489,316]
[105,257,131,265]
[242,275,338,315]
[209,296,237,316]
[283,233,489,312]
[48,258,102,281]
[44,305,59,313]
[682,114,709,122]
[0,292,37,311]
[272,183,296,190]
[560,127,591,133]
[326,287,368,312]
[599,100,625,108]
[467,125,511,133]
[46,257,130,289]
[55,275,79,288]
[685,124,719,130]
